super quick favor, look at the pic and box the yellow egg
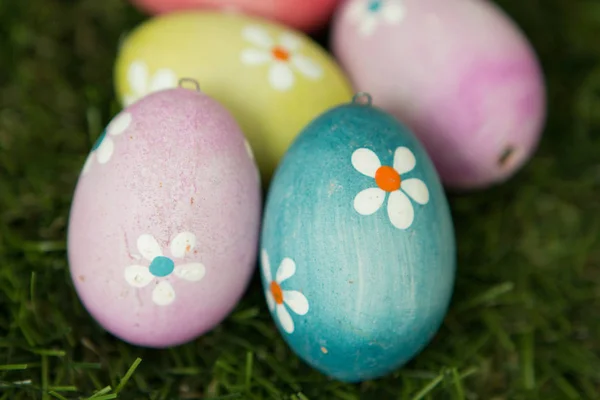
[114,11,354,183]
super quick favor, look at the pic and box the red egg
[128,0,341,33]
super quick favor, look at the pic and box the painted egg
[114,11,353,184]
[259,94,456,382]
[128,0,341,33]
[67,85,261,348]
[331,0,546,190]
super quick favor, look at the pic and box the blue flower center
[367,0,383,12]
[149,256,175,277]
[92,130,107,151]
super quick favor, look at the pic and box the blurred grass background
[2,0,600,399]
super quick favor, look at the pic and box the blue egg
[259,94,456,383]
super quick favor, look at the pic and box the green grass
[1,0,600,398]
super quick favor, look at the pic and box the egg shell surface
[115,11,353,184]
[67,87,262,348]
[331,0,546,189]
[128,0,341,33]
[260,97,456,382]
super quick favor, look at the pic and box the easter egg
[114,11,353,184]
[67,85,261,348]
[259,93,456,382]
[331,0,546,189]
[128,0,340,33]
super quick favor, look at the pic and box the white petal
[278,32,301,52]
[242,25,273,48]
[383,2,405,23]
[401,178,430,205]
[95,137,114,164]
[268,63,294,91]
[283,290,309,315]
[244,139,255,161]
[393,147,417,174]
[261,249,273,283]
[240,48,271,65]
[82,153,93,174]
[352,148,381,177]
[124,265,154,288]
[276,304,294,334]
[359,16,378,36]
[137,234,163,261]
[174,263,206,282]
[346,0,367,22]
[107,112,132,136]
[265,290,275,311]
[149,69,177,93]
[123,94,137,107]
[152,281,175,306]
[170,231,197,258]
[276,258,296,283]
[354,187,386,215]
[128,60,149,95]
[387,190,414,229]
[291,54,323,80]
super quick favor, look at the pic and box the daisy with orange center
[239,25,324,92]
[261,250,309,334]
[375,165,402,192]
[269,280,284,304]
[123,60,178,107]
[271,46,290,62]
[352,146,430,229]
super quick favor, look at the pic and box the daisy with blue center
[367,0,384,12]
[346,0,406,36]
[124,232,206,306]
[82,111,132,174]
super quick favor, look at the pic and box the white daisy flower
[352,147,429,229]
[346,0,406,36]
[82,111,132,174]
[124,232,206,306]
[123,60,178,107]
[240,25,323,92]
[261,250,309,334]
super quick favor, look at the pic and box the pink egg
[331,0,546,189]
[129,0,341,33]
[67,86,261,347]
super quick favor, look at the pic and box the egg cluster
[67,0,546,383]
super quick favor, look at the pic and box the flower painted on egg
[244,138,255,162]
[244,138,261,182]
[82,111,132,174]
[240,25,323,92]
[261,250,309,334]
[346,0,405,36]
[352,147,429,229]
[124,60,178,106]
[124,232,206,306]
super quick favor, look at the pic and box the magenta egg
[331,0,546,189]
[67,86,261,347]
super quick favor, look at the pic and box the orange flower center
[375,166,401,192]
[270,281,284,304]
[271,46,290,62]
